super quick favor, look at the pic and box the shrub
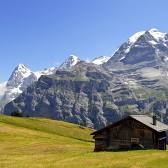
[11,111,23,117]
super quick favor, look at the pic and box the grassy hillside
[0,115,168,168]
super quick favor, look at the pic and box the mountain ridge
[3,28,168,129]
[0,54,111,108]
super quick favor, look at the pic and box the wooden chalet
[91,115,168,151]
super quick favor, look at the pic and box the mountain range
[3,28,168,129]
[0,55,110,111]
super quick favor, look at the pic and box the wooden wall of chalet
[94,117,166,151]
[108,118,153,150]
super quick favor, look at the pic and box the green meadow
[0,115,168,168]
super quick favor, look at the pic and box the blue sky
[0,0,168,82]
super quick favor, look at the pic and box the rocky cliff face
[4,29,168,129]
[4,62,122,129]
[0,55,79,109]
[4,61,168,129]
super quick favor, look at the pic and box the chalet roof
[91,115,168,135]
[130,115,168,132]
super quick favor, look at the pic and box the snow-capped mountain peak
[14,64,32,78]
[34,67,56,79]
[92,56,111,65]
[127,28,167,46]
[0,63,57,108]
[148,28,167,42]
[124,28,168,54]
[106,28,168,67]
[69,55,80,66]
[7,64,32,87]
[59,54,80,69]
[1,64,37,103]
[128,31,145,44]
[124,30,146,54]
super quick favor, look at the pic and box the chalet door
[158,139,166,150]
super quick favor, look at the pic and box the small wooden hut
[91,115,168,151]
